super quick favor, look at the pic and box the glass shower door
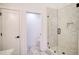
[58,4,78,55]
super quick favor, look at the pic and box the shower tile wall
[47,4,79,55]
[58,4,78,55]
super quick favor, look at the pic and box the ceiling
[0,3,73,9]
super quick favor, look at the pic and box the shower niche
[47,4,79,55]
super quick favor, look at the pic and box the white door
[1,9,20,55]
[26,12,42,54]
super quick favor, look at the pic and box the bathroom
[0,3,79,55]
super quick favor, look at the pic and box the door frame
[25,11,43,54]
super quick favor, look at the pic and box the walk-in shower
[47,4,79,55]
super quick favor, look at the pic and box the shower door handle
[16,36,20,38]
[57,28,61,34]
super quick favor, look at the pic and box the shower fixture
[67,22,74,28]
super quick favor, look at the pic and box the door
[26,12,42,54]
[1,9,20,55]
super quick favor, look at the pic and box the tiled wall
[58,4,78,55]
[47,4,79,55]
